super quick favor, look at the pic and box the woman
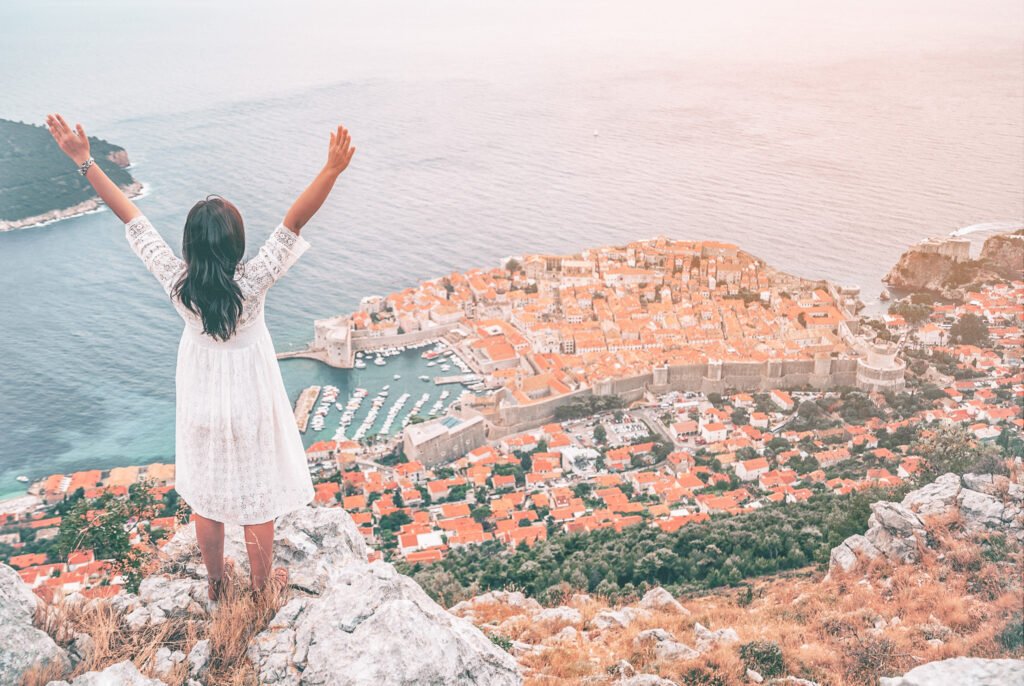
[46,113,356,599]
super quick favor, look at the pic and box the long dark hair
[171,196,246,341]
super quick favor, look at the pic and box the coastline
[0,492,41,514]
[0,181,147,232]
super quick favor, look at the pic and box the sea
[1,0,1022,499]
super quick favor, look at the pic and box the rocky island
[0,118,143,231]
[883,230,1024,300]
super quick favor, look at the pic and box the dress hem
[176,487,315,527]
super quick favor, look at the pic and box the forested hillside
[0,118,137,225]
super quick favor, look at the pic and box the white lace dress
[125,215,315,525]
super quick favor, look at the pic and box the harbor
[285,339,481,446]
[292,385,321,433]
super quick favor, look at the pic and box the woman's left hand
[46,113,91,165]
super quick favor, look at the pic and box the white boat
[419,375,430,381]
[426,361,436,367]
[354,360,366,369]
[374,357,386,366]
[393,374,401,380]
[382,384,390,391]
[16,475,29,483]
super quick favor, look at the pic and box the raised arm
[46,113,141,224]
[282,124,356,235]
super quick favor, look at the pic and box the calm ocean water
[1,1,1022,498]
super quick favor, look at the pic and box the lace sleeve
[125,215,186,296]
[241,223,311,293]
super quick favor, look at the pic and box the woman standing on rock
[46,113,356,600]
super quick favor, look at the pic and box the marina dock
[434,374,481,385]
[294,386,321,433]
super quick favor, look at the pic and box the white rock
[828,534,881,573]
[187,639,211,678]
[879,657,1024,685]
[693,621,739,650]
[152,647,185,677]
[957,489,1006,529]
[0,563,70,683]
[901,472,961,517]
[592,607,649,630]
[46,659,167,686]
[248,559,521,685]
[638,587,689,614]
[747,668,765,683]
[655,640,701,661]
[535,605,583,625]
[635,628,675,644]
[449,590,541,617]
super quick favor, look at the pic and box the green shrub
[739,640,786,677]
[997,614,1024,653]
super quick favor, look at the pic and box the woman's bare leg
[194,513,225,599]
[243,520,276,589]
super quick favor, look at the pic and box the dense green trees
[554,395,625,420]
[949,313,991,346]
[400,488,898,604]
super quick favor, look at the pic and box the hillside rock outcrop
[878,656,1024,685]
[978,231,1024,281]
[829,472,1023,574]
[7,506,522,686]
[0,562,69,683]
[883,230,1023,297]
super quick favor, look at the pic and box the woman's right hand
[46,113,92,165]
[324,124,356,176]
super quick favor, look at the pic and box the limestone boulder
[693,621,739,651]
[828,473,1024,574]
[0,563,70,684]
[247,560,521,685]
[878,657,1024,686]
[535,605,583,626]
[45,660,167,686]
[449,590,541,618]
[900,472,960,517]
[637,587,689,614]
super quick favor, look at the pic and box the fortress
[282,237,908,438]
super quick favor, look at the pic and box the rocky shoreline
[0,181,145,232]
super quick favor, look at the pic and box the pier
[434,374,481,385]
[293,386,321,433]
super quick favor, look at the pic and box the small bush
[679,665,729,686]
[997,615,1024,653]
[739,640,786,677]
[488,633,513,652]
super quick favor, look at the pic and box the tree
[505,258,522,274]
[56,481,159,593]
[378,511,412,533]
[889,301,933,325]
[949,313,990,346]
[593,424,607,444]
[914,424,1005,483]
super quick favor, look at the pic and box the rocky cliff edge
[0,506,522,686]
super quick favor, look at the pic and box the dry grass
[21,565,288,686]
[467,527,1023,686]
